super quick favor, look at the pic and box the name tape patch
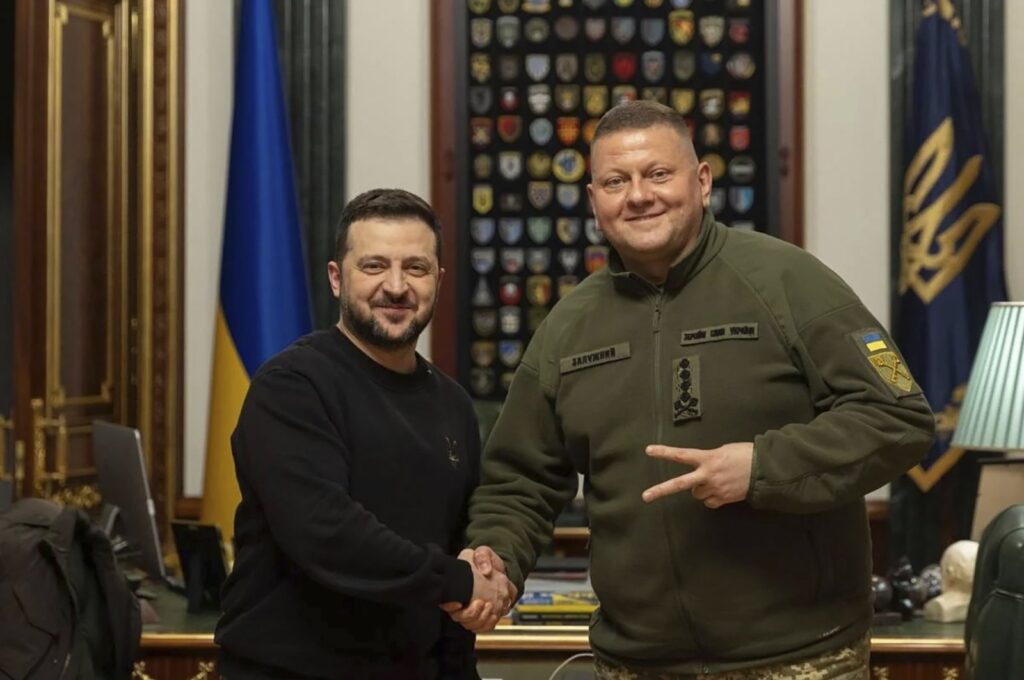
[680,323,759,346]
[559,342,631,374]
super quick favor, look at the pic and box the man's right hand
[441,547,517,633]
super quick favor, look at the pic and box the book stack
[512,590,598,625]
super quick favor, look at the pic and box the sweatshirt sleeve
[233,367,473,606]
[749,301,936,514]
[464,338,578,594]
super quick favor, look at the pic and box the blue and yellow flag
[897,0,1007,492]
[202,0,312,543]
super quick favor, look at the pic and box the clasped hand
[440,547,516,633]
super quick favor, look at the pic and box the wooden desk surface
[141,588,965,654]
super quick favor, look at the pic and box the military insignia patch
[472,184,494,214]
[668,10,695,45]
[499,305,522,334]
[853,330,918,396]
[641,87,668,105]
[470,217,496,244]
[527,151,552,178]
[553,15,579,40]
[556,183,582,209]
[526,275,553,305]
[472,308,497,336]
[612,52,638,81]
[498,217,524,244]
[554,84,581,112]
[526,248,551,274]
[470,367,496,396]
[528,84,552,114]
[584,53,607,82]
[556,217,581,244]
[529,119,554,146]
[584,85,609,117]
[471,18,493,48]
[473,153,493,179]
[528,181,554,209]
[671,88,695,114]
[640,18,665,46]
[471,247,496,274]
[472,278,495,306]
[582,118,600,145]
[470,87,493,114]
[673,50,696,79]
[641,51,666,82]
[500,248,526,274]
[584,17,607,42]
[471,341,497,367]
[498,275,523,304]
[499,192,524,212]
[499,54,520,80]
[555,53,579,82]
[498,340,525,368]
[557,274,579,298]
[470,53,491,83]
[585,245,609,273]
[499,87,519,112]
[527,216,553,243]
[552,149,586,183]
[672,355,701,422]
[610,17,637,44]
[496,16,521,48]
[526,53,551,81]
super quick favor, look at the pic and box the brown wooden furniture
[138,587,965,680]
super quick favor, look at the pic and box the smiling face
[328,217,443,352]
[586,124,712,282]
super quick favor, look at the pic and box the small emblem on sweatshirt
[672,355,701,422]
[445,436,460,468]
[559,342,631,374]
[679,322,758,346]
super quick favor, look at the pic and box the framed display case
[431,0,803,397]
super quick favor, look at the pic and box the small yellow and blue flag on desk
[201,0,312,545]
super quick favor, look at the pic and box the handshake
[440,546,517,633]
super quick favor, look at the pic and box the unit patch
[679,323,758,346]
[559,342,631,374]
[853,329,917,396]
[672,355,701,422]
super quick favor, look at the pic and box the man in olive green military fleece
[449,101,935,679]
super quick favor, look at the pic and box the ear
[327,261,342,299]
[696,162,713,208]
[437,267,446,293]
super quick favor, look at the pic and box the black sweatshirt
[216,329,481,679]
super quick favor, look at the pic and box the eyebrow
[356,255,433,266]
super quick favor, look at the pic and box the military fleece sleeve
[464,330,578,594]
[233,367,473,606]
[749,302,935,514]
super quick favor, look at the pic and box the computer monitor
[93,420,166,581]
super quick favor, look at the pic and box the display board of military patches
[458,0,769,399]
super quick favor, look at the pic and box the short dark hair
[334,188,443,263]
[592,100,692,147]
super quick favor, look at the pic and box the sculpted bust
[924,540,979,622]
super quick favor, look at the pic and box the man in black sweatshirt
[216,189,512,679]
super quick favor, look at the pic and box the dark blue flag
[897,1,1007,492]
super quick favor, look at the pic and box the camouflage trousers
[593,634,869,680]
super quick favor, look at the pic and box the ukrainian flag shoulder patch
[850,328,918,397]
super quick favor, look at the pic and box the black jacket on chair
[0,498,141,679]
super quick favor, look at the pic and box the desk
[137,590,965,680]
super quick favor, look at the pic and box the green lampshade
[952,302,1024,451]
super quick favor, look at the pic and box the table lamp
[952,302,1024,455]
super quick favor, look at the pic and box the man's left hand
[642,442,754,508]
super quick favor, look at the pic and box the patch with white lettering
[559,342,631,374]
[680,322,759,346]
[672,355,701,422]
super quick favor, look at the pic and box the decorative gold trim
[872,667,891,680]
[942,666,961,679]
[0,415,12,483]
[132,661,157,680]
[188,661,216,680]
[118,1,131,423]
[166,0,182,549]
[46,2,118,410]
[140,633,218,650]
[553,527,590,540]
[906,446,967,493]
[49,483,102,510]
[870,636,965,653]
[139,0,154,468]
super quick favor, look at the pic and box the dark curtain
[270,0,347,330]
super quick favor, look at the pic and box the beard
[339,292,435,351]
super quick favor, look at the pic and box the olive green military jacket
[466,212,935,674]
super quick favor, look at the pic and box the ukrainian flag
[201,0,312,544]
[861,332,888,354]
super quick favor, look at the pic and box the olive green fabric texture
[466,213,934,674]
